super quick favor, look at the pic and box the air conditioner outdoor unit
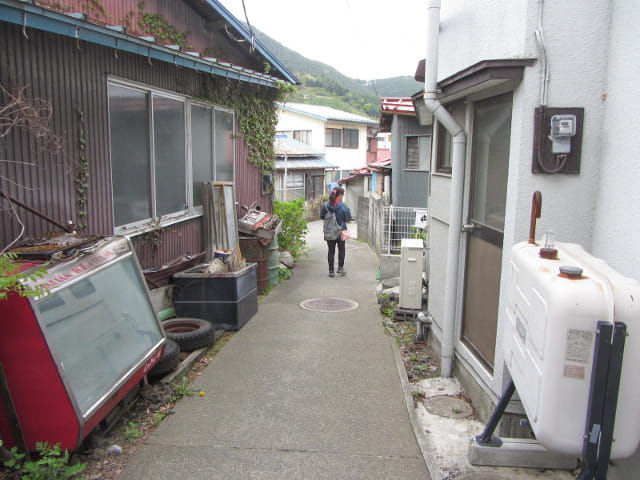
[399,238,424,310]
[504,240,640,459]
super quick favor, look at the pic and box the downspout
[423,0,467,378]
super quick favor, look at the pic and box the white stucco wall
[438,0,529,80]
[591,0,640,281]
[325,121,369,172]
[592,1,640,476]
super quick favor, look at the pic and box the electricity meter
[549,114,577,154]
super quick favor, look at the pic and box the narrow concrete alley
[118,221,430,479]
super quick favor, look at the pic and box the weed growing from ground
[153,412,166,427]
[124,421,143,443]
[278,266,292,281]
[4,441,86,480]
[172,376,201,400]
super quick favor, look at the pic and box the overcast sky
[220,0,428,80]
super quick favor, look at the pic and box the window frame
[405,134,431,171]
[107,77,235,235]
[325,128,342,147]
[342,128,359,149]
[435,121,452,174]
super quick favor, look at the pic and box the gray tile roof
[279,103,378,126]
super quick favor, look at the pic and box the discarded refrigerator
[0,236,166,451]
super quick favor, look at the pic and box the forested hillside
[254,28,423,118]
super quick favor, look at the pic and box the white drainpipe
[424,0,467,377]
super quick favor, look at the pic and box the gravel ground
[384,316,441,383]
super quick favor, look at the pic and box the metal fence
[382,205,429,255]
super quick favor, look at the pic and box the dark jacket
[320,201,352,231]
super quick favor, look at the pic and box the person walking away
[320,187,352,277]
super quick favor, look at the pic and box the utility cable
[241,0,255,51]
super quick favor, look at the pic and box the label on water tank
[563,364,585,380]
[565,329,594,364]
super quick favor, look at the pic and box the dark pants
[326,238,345,271]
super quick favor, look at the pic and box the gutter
[423,0,466,378]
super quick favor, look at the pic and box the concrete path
[119,221,430,479]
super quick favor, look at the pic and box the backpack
[323,208,342,241]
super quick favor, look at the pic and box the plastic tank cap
[559,265,583,279]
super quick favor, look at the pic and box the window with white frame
[275,172,305,202]
[108,81,234,230]
[406,135,431,170]
[293,130,312,145]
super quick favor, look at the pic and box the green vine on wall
[137,2,190,48]
[75,110,89,231]
[199,78,295,176]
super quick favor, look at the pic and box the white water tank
[399,238,424,310]
[504,241,640,458]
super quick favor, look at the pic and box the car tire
[161,317,215,352]
[148,339,180,379]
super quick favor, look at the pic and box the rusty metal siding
[0,22,265,267]
[36,0,261,69]
[129,216,203,270]
[234,133,272,216]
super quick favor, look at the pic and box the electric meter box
[399,238,424,310]
[504,241,640,458]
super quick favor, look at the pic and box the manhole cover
[422,395,473,418]
[299,297,359,313]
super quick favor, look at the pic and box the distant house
[273,136,336,204]
[375,132,392,164]
[379,97,431,208]
[276,103,378,192]
[0,0,296,277]
[338,157,391,212]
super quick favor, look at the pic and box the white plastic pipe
[423,0,466,378]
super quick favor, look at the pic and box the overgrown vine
[75,110,89,231]
[199,78,295,176]
[137,2,190,48]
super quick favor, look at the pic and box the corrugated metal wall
[235,133,272,216]
[0,22,268,268]
[37,0,261,70]
[129,216,203,270]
